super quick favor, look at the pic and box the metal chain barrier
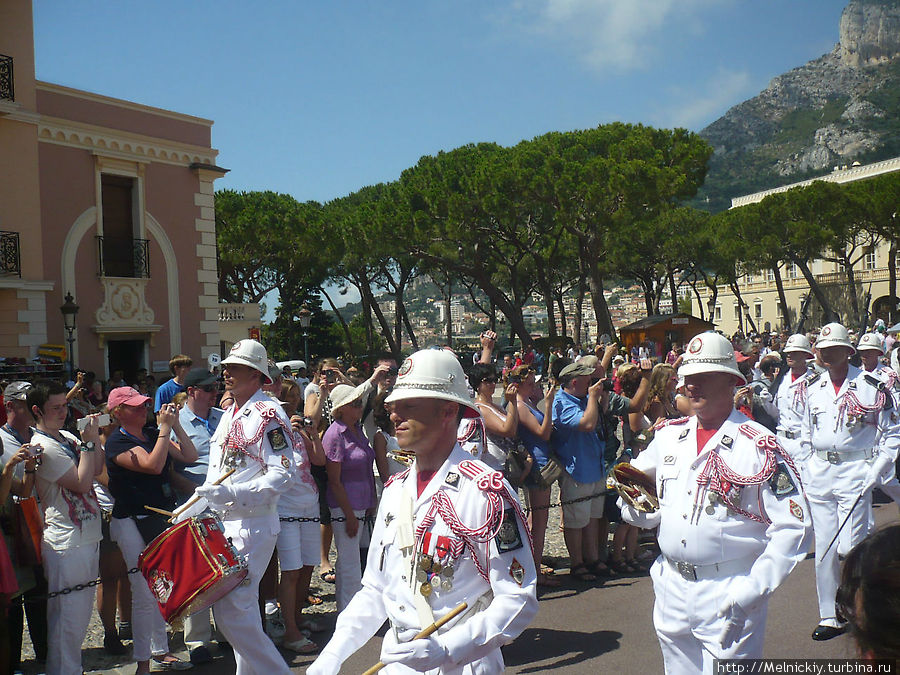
[27,567,142,602]
[521,490,611,514]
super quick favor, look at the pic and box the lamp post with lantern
[298,305,311,364]
[60,292,79,379]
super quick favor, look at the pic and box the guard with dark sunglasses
[170,367,224,662]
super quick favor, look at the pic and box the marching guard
[773,334,816,465]
[620,332,809,674]
[309,348,537,674]
[799,324,900,641]
[177,340,296,674]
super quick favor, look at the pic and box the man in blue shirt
[553,357,651,582]
[153,354,193,412]
[171,367,222,664]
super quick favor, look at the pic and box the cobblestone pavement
[17,482,600,674]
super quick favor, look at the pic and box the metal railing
[0,231,21,277]
[96,236,150,278]
[0,55,13,102]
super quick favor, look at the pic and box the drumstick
[144,505,176,518]
[168,468,237,523]
[360,602,468,675]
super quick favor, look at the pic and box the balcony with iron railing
[0,54,13,102]
[96,236,150,278]
[0,231,21,277]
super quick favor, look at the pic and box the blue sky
[34,1,848,205]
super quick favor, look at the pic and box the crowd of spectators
[0,317,897,672]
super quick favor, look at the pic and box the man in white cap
[308,348,537,674]
[620,331,809,673]
[799,323,900,641]
[176,339,295,675]
[856,332,900,512]
[773,334,815,463]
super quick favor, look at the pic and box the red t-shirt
[697,427,717,455]
[417,470,437,498]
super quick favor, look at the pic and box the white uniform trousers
[805,457,870,626]
[110,517,170,661]
[650,557,767,675]
[330,507,366,613]
[43,541,99,675]
[183,608,214,650]
[213,516,290,675]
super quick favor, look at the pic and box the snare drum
[138,513,248,625]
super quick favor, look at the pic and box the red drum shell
[138,514,248,625]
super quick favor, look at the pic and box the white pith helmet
[857,332,884,354]
[384,349,479,418]
[678,332,746,385]
[783,333,813,356]
[816,323,855,353]
[221,339,273,384]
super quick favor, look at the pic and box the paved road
[35,502,896,674]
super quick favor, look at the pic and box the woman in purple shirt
[323,384,376,612]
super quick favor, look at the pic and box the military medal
[509,558,525,586]
[705,505,716,515]
[420,555,433,571]
[420,581,432,597]
[416,568,427,582]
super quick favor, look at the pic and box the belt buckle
[675,561,697,581]
[826,451,841,464]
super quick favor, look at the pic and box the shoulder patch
[267,427,288,452]
[768,463,798,498]
[805,371,821,386]
[494,508,523,553]
[444,472,460,488]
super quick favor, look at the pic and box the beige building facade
[1,0,228,380]
[692,157,900,336]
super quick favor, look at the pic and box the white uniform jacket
[628,410,810,606]
[799,365,900,466]
[318,444,538,674]
[181,389,296,526]
[870,364,900,408]
[774,368,813,453]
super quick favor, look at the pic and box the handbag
[538,453,565,489]
[13,496,43,566]
[503,441,532,488]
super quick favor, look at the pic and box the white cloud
[501,0,732,73]
[654,68,754,130]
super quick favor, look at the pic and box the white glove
[617,498,662,530]
[863,453,894,493]
[195,483,237,506]
[716,597,748,649]
[381,636,448,670]
[306,652,343,675]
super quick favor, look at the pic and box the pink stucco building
[0,0,226,381]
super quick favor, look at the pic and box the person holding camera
[274,379,326,653]
[28,381,104,675]
[465,363,520,474]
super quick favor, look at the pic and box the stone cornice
[35,81,213,127]
[731,156,900,207]
[38,115,219,167]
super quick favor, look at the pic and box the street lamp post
[60,292,79,379]
[298,305,311,364]
[706,296,716,326]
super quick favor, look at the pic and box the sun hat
[3,381,32,401]
[783,334,813,356]
[384,349,479,418]
[221,340,273,384]
[815,323,855,353]
[558,362,596,379]
[678,332,746,384]
[329,384,366,412]
[184,368,217,389]
[857,332,884,354]
[108,386,152,409]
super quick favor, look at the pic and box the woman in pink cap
[105,386,197,673]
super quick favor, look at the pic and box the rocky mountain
[696,0,900,212]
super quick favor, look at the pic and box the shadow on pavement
[503,627,623,672]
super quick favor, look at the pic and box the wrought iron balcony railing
[0,55,13,102]
[96,236,150,278]
[0,231,21,277]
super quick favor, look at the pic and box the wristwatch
[80,441,96,452]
